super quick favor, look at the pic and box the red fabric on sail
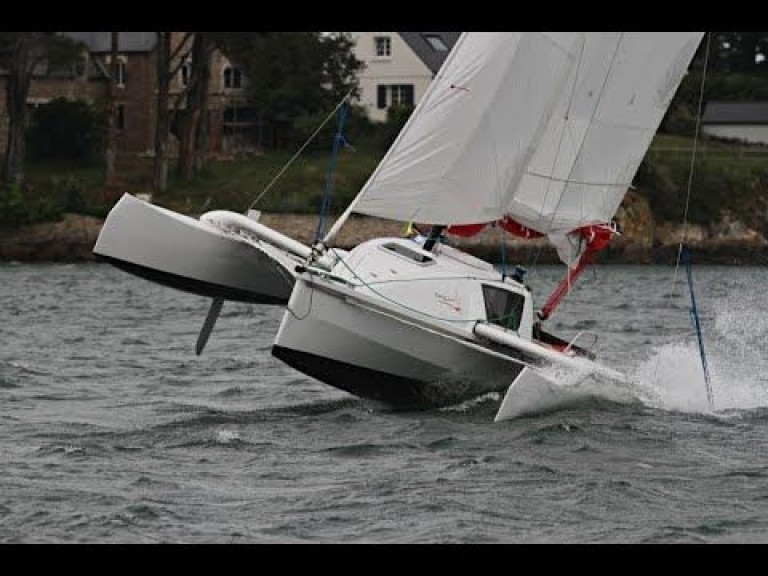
[499,216,544,239]
[446,223,488,237]
[538,223,616,321]
[447,217,545,239]
[576,223,614,252]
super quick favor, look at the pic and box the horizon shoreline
[1,212,767,266]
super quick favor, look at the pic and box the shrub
[26,98,104,164]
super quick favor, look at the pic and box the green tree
[0,32,83,185]
[211,32,362,149]
[27,98,103,163]
[709,32,768,74]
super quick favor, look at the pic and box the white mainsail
[325,32,584,240]
[325,31,703,245]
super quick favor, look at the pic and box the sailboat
[271,31,704,420]
[94,31,704,421]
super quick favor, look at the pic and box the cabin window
[482,285,525,331]
[381,242,434,265]
[374,36,391,58]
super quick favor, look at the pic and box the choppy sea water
[1,261,767,543]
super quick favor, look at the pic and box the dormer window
[424,34,448,51]
[374,36,391,58]
[223,66,242,90]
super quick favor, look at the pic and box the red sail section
[538,224,616,321]
[447,217,545,239]
[446,223,488,237]
[499,216,544,239]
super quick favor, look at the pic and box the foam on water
[494,357,644,420]
[215,429,242,444]
[629,292,768,415]
[440,392,500,413]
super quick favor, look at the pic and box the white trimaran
[94,32,704,421]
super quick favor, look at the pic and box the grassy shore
[4,133,768,240]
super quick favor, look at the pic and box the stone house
[0,32,248,158]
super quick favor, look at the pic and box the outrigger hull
[93,194,300,304]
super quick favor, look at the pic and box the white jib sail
[512,32,705,236]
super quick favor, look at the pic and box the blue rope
[682,244,714,410]
[315,102,348,243]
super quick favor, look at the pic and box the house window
[374,36,391,58]
[424,34,449,52]
[224,66,242,90]
[115,60,126,87]
[390,85,413,107]
[180,60,191,86]
[116,104,125,131]
[106,55,127,87]
[376,84,415,109]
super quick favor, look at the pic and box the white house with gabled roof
[352,32,460,122]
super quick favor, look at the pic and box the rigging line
[558,34,621,295]
[544,32,623,234]
[526,33,587,272]
[676,32,711,265]
[489,117,506,279]
[652,32,711,388]
[683,244,714,410]
[499,224,507,281]
[315,101,349,243]
[245,88,354,213]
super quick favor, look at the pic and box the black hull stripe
[97,254,289,305]
[272,344,517,410]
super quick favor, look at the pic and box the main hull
[273,276,526,409]
[93,194,300,304]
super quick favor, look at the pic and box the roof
[398,32,461,74]
[701,101,768,125]
[61,32,157,53]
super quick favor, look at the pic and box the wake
[507,294,768,419]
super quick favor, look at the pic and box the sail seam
[546,32,625,239]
